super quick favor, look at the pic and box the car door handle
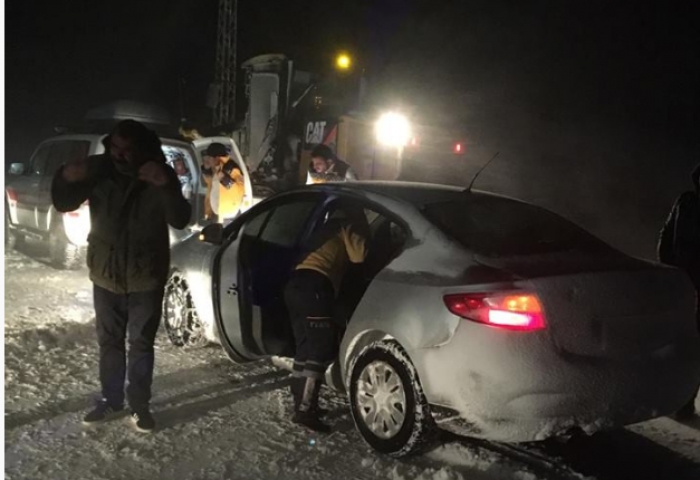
[226,283,239,296]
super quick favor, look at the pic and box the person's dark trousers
[93,284,163,412]
[284,269,338,382]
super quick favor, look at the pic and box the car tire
[48,220,84,270]
[163,273,206,347]
[349,340,437,457]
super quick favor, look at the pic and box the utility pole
[213,0,238,126]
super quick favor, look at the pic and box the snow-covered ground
[4,241,700,480]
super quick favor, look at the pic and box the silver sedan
[162,181,700,457]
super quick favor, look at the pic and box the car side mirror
[9,163,25,175]
[198,223,224,245]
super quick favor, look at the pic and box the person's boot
[293,377,331,433]
[291,376,328,417]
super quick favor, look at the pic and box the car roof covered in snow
[299,181,524,211]
[302,181,472,207]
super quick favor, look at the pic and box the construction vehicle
[230,54,407,194]
[230,53,483,196]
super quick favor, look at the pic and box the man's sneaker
[82,400,124,425]
[130,410,156,433]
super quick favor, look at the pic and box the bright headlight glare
[375,112,411,148]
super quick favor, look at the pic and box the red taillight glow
[443,292,545,331]
[453,142,464,154]
[6,188,18,202]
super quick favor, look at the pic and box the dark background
[6,0,700,258]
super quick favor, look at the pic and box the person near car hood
[201,142,245,223]
[306,144,358,185]
[283,203,369,432]
[51,119,191,433]
[658,162,700,420]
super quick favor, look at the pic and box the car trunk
[423,194,698,359]
[476,253,697,359]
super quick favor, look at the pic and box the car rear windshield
[422,195,611,256]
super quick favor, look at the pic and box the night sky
[6,1,699,167]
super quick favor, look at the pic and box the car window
[241,208,271,239]
[162,145,195,200]
[423,195,611,256]
[316,198,408,270]
[45,141,90,176]
[28,143,53,176]
[259,200,318,247]
[69,141,90,164]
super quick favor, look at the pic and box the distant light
[309,439,317,446]
[336,54,351,70]
[375,112,412,148]
[409,137,419,147]
[454,142,464,154]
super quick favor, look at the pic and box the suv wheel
[349,340,437,457]
[49,220,84,270]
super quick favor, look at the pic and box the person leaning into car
[51,120,191,433]
[201,142,245,224]
[283,203,369,433]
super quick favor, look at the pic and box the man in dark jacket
[52,120,191,432]
[658,163,700,420]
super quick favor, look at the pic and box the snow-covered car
[5,133,255,268]
[162,181,700,456]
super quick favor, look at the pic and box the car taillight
[6,188,18,203]
[443,292,546,331]
[453,142,464,154]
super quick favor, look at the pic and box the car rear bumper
[415,321,700,442]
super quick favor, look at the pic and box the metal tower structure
[213,0,238,126]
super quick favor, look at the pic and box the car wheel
[48,220,84,270]
[349,340,437,457]
[163,273,206,347]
